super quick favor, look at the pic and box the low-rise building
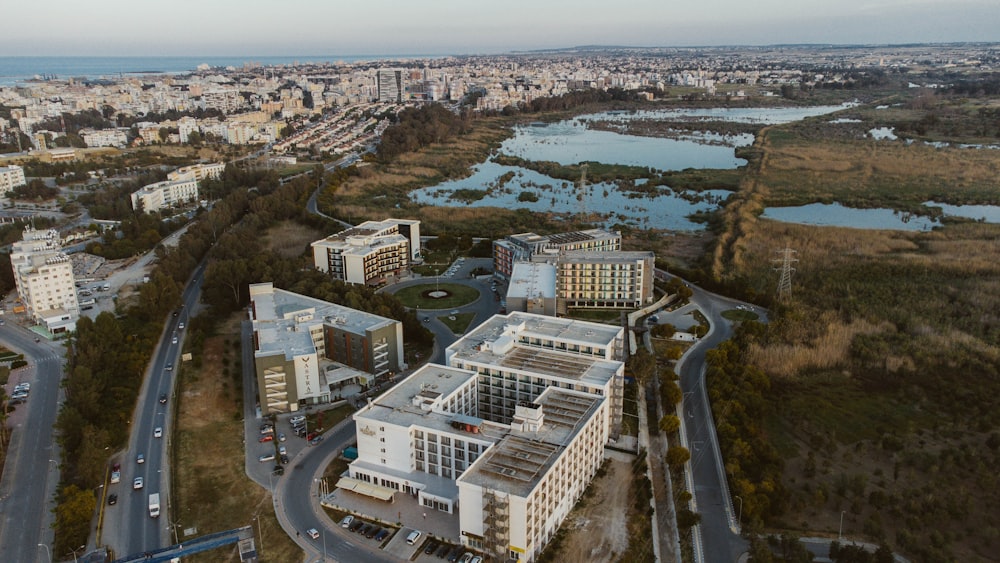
[249,282,404,415]
[79,128,129,148]
[130,178,198,213]
[311,219,421,286]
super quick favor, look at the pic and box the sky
[2,0,998,57]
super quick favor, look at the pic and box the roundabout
[389,282,482,310]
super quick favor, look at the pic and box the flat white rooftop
[250,282,397,359]
[507,262,556,300]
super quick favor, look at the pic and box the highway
[0,325,65,563]
[103,263,206,557]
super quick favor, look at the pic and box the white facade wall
[0,165,27,195]
[130,178,198,213]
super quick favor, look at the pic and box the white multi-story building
[130,178,198,213]
[0,164,27,195]
[10,228,78,333]
[345,312,624,561]
[311,219,421,286]
[79,128,129,148]
[168,162,225,182]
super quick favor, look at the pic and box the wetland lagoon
[408,104,1000,231]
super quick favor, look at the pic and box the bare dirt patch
[555,458,631,563]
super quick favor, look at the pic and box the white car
[133,477,144,489]
[136,453,145,464]
[306,528,320,539]
[340,515,354,528]
[154,427,163,438]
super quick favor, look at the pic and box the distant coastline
[0,54,450,86]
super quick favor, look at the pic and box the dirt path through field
[557,457,632,562]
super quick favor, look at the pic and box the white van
[406,530,422,545]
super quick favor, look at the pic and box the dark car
[447,547,463,562]
[374,529,391,542]
[436,544,451,558]
[280,454,290,465]
[349,520,365,533]
[359,524,374,536]
[273,465,284,476]
[112,462,121,472]
[107,493,118,505]
[159,393,168,404]
[425,540,439,554]
[367,526,381,539]
[309,435,324,446]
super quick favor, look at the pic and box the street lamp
[839,510,846,540]
[253,514,264,556]
[37,544,50,563]
[734,495,743,532]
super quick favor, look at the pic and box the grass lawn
[391,283,481,310]
[172,314,300,562]
[721,309,759,322]
[438,312,476,335]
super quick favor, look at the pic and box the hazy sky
[2,0,998,56]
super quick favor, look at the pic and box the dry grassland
[263,220,325,259]
[172,314,299,562]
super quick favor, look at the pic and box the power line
[773,247,798,301]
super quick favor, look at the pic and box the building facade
[377,69,404,102]
[130,178,198,213]
[249,282,404,415]
[344,312,625,562]
[555,250,655,314]
[311,219,421,286]
[10,228,78,333]
[492,229,621,279]
[0,164,27,195]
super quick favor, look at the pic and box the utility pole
[773,247,798,301]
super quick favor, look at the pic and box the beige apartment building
[0,164,27,195]
[555,250,655,314]
[311,219,421,286]
[10,228,79,333]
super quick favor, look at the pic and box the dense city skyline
[2,0,998,57]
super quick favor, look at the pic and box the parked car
[375,528,391,542]
[339,515,354,528]
[349,520,365,533]
[436,543,451,558]
[306,528,319,539]
[258,453,275,463]
[277,432,286,442]
[289,415,306,425]
[359,524,373,536]
[367,526,382,539]
[278,445,287,456]
[406,530,422,545]
[259,435,274,443]
[425,540,439,554]
[272,465,284,476]
[279,454,290,465]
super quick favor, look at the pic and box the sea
[0,55,448,86]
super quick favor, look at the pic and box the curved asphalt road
[0,324,66,563]
[673,278,756,563]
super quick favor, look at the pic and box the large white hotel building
[311,219,421,286]
[344,312,624,562]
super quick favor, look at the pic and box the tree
[627,348,655,384]
[187,130,203,146]
[676,508,701,529]
[53,485,95,555]
[666,445,691,469]
[659,414,680,434]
